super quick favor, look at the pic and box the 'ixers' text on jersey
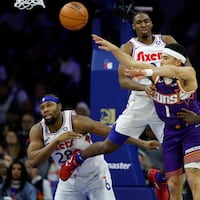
[129,34,166,86]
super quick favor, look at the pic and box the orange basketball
[59,1,89,31]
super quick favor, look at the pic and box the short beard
[142,34,148,39]
[45,116,57,126]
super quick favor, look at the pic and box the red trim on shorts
[165,168,183,178]
[184,150,200,164]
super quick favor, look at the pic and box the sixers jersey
[41,110,92,167]
[153,77,200,126]
[40,110,107,176]
[129,34,166,86]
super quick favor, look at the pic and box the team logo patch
[100,109,116,125]
[63,127,68,131]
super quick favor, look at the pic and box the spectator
[3,129,26,162]
[0,154,13,185]
[17,112,36,151]
[0,160,37,200]
[25,159,53,200]
[138,148,152,186]
[56,53,82,106]
[75,101,90,116]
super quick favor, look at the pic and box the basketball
[59,1,89,31]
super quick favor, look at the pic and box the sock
[156,171,166,183]
[75,151,85,164]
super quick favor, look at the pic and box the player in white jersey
[116,34,166,142]
[60,12,180,200]
[116,12,177,143]
[27,94,160,200]
[116,12,178,200]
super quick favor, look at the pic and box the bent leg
[81,139,120,159]
[81,125,129,159]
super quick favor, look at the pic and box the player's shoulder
[29,122,43,139]
[30,122,42,132]
[161,34,177,44]
[120,41,133,54]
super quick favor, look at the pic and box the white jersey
[41,110,116,200]
[129,34,166,90]
[115,34,165,143]
[41,110,107,176]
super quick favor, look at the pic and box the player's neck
[137,35,154,44]
[48,116,63,133]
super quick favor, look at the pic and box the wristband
[144,69,153,76]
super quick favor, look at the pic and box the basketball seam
[62,5,88,18]
[59,14,87,21]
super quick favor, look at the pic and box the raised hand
[92,34,119,51]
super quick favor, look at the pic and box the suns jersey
[153,76,200,126]
[40,110,107,176]
[129,34,166,87]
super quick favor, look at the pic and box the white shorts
[54,166,116,200]
[115,92,164,143]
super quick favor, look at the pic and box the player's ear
[176,59,182,66]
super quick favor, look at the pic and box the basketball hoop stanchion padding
[90,19,157,200]
[14,0,45,10]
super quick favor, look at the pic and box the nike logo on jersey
[63,126,69,131]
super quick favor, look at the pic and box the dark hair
[164,43,187,59]
[2,160,31,194]
[132,11,152,23]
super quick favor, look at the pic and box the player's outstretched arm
[126,137,160,150]
[92,34,134,67]
[92,34,154,70]
[73,115,160,150]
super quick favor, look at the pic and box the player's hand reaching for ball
[57,131,82,143]
[92,34,119,52]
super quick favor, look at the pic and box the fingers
[67,132,82,138]
[145,140,160,150]
[61,131,82,140]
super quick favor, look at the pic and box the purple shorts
[163,124,200,178]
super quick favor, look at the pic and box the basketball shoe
[148,168,169,200]
[60,150,82,181]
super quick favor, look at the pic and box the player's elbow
[27,159,38,168]
[27,153,40,167]
[119,78,130,89]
